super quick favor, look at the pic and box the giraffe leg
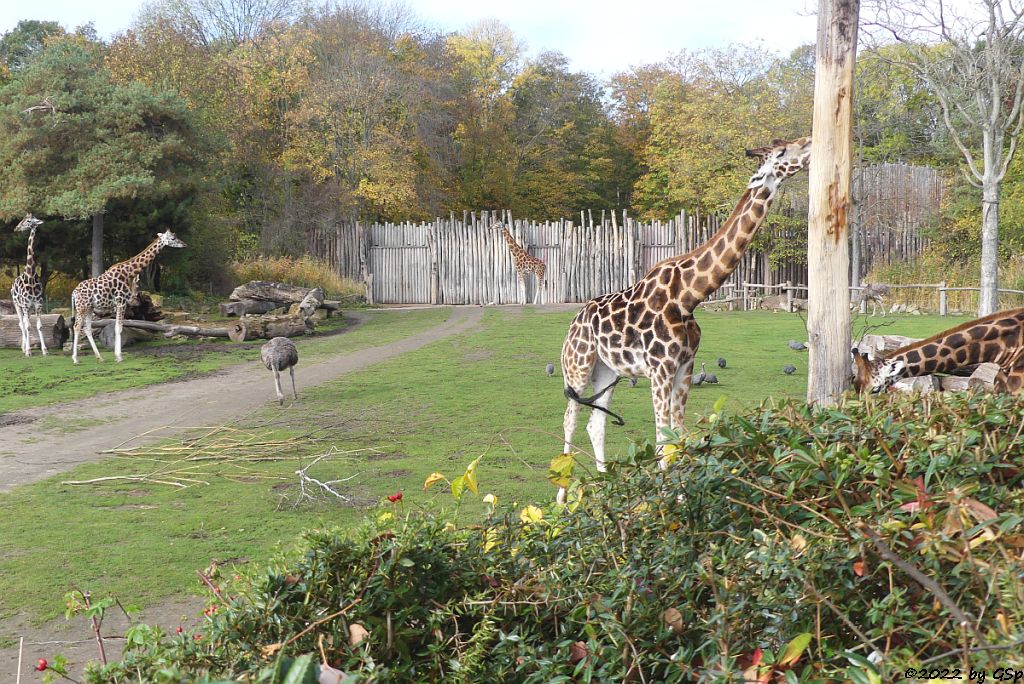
[560,326,598,504]
[83,314,103,362]
[14,304,30,356]
[585,360,619,474]
[518,275,527,306]
[667,320,701,455]
[273,366,284,404]
[290,365,298,399]
[72,316,82,364]
[34,308,48,356]
[114,306,126,362]
[649,362,677,464]
[532,275,542,305]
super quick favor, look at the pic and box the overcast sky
[0,0,819,77]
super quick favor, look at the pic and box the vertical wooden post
[807,0,859,406]
[939,281,947,316]
[785,280,793,313]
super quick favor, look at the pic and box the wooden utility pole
[806,0,860,406]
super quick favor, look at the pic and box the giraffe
[499,226,547,305]
[852,307,1024,394]
[10,213,48,357]
[70,230,187,364]
[558,137,811,500]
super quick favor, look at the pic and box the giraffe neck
[123,238,165,276]
[501,229,522,254]
[684,184,776,306]
[887,310,1024,377]
[24,225,37,272]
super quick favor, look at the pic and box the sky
[0,0,819,78]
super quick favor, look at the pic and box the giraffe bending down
[10,214,47,357]
[500,226,546,304]
[852,307,1024,394]
[558,137,812,501]
[71,231,187,364]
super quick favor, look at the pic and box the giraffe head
[744,137,812,191]
[157,230,187,248]
[14,213,43,232]
[851,348,906,394]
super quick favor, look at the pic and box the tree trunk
[229,281,313,304]
[806,0,859,406]
[978,181,1000,316]
[91,212,104,278]
[228,313,312,342]
[219,299,285,317]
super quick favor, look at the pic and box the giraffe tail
[564,377,626,426]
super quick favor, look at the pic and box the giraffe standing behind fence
[499,226,546,305]
[10,214,48,356]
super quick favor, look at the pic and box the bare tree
[140,0,304,45]
[865,0,1024,315]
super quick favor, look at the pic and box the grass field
[0,308,962,623]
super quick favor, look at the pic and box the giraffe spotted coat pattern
[853,307,1024,394]
[558,137,812,500]
[10,214,48,356]
[500,226,546,304]
[71,231,187,364]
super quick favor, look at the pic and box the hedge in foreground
[81,391,1024,683]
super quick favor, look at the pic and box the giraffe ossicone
[852,308,1024,394]
[71,230,187,364]
[11,213,48,357]
[499,225,547,305]
[557,137,812,502]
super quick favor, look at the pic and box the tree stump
[229,314,312,341]
[0,313,69,350]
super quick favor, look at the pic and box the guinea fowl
[261,336,299,404]
[693,363,707,386]
[704,370,719,384]
[717,357,727,369]
[788,340,808,351]
[545,362,555,377]
[782,364,797,375]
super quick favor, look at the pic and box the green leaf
[777,632,812,666]
[451,475,467,500]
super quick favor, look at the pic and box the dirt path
[0,306,483,493]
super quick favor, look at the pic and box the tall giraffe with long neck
[71,231,186,364]
[500,226,546,304]
[10,214,48,357]
[559,137,811,499]
[853,307,1024,393]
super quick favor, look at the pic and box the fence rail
[301,162,946,305]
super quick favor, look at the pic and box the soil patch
[0,413,37,428]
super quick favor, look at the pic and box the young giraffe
[559,137,811,500]
[500,226,546,305]
[853,307,1024,394]
[71,231,187,364]
[10,213,48,357]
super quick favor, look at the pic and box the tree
[0,20,64,81]
[0,37,202,277]
[806,0,859,406]
[867,0,1024,315]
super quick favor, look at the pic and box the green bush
[81,391,1024,683]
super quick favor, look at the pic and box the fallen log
[219,299,284,317]
[230,281,312,304]
[228,313,313,342]
[296,287,324,319]
[968,362,1001,390]
[89,318,231,338]
[98,324,155,350]
[855,334,921,358]
[0,313,69,350]
[0,299,15,315]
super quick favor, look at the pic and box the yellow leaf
[465,469,479,495]
[451,475,467,500]
[483,493,497,506]
[548,453,575,488]
[423,472,446,490]
[483,528,499,551]
[520,505,544,524]
[662,443,680,466]
[777,632,812,666]
[348,623,369,646]
[790,533,807,554]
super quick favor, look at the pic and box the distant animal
[788,340,807,351]
[261,336,299,404]
[693,363,707,386]
[629,377,638,387]
[853,283,891,317]
[10,214,47,357]
[545,362,555,377]
[783,364,797,375]
[716,357,727,369]
[704,371,719,384]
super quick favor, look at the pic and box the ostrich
[853,283,891,317]
[261,336,299,404]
